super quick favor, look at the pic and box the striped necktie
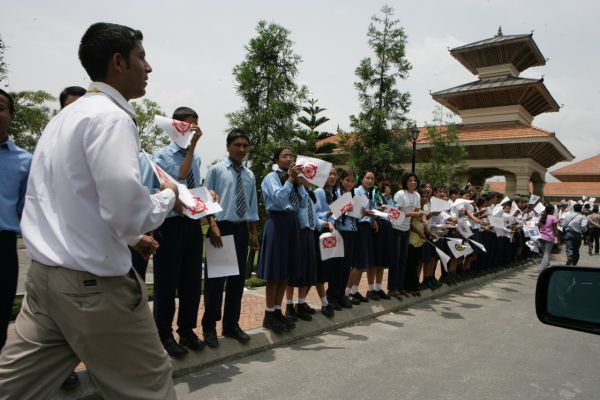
[186,168,195,189]
[308,199,315,229]
[233,165,246,218]
[290,188,300,210]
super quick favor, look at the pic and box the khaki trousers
[0,261,176,400]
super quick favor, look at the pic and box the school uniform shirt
[393,190,420,232]
[21,82,176,276]
[334,189,358,232]
[314,187,336,224]
[154,142,202,219]
[205,158,259,223]
[261,171,307,212]
[354,185,376,223]
[298,194,325,231]
[427,199,447,236]
[0,138,31,233]
[465,203,480,230]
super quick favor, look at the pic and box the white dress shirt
[21,82,175,276]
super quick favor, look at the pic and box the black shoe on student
[339,296,353,308]
[203,330,219,348]
[329,301,342,311]
[179,331,206,351]
[61,371,80,390]
[367,290,381,301]
[285,303,298,322]
[295,303,313,321]
[377,290,391,300]
[353,292,369,303]
[163,337,189,358]
[275,309,296,330]
[303,303,316,315]
[321,304,335,318]
[263,311,286,333]
[349,294,362,305]
[222,324,251,343]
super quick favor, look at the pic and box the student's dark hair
[540,204,555,225]
[78,22,144,81]
[272,146,294,164]
[495,192,505,200]
[432,184,447,194]
[594,205,599,214]
[337,167,355,183]
[359,170,375,184]
[0,89,15,115]
[401,172,420,190]
[226,128,250,145]
[574,204,583,213]
[172,106,198,122]
[448,185,460,196]
[59,86,87,108]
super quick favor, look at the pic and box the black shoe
[203,330,219,348]
[275,309,296,330]
[163,337,189,358]
[303,303,316,315]
[367,290,381,301]
[339,296,353,308]
[179,331,206,351]
[222,325,251,343]
[61,371,80,390]
[295,303,313,321]
[377,290,391,300]
[329,301,342,311]
[263,311,286,333]
[353,292,369,303]
[349,294,361,305]
[321,304,335,318]
[285,303,298,322]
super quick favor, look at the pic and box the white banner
[329,192,353,220]
[319,231,345,261]
[456,218,473,238]
[296,155,332,188]
[446,238,474,259]
[153,115,195,149]
[142,152,196,208]
[347,195,369,219]
[182,187,223,220]
[534,202,545,215]
[430,196,451,213]
[383,206,406,229]
[529,194,540,205]
[434,245,450,272]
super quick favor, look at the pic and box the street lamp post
[410,124,420,173]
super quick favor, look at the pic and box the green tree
[226,20,307,179]
[0,35,8,84]
[8,90,56,152]
[295,98,330,157]
[133,98,170,154]
[344,5,412,181]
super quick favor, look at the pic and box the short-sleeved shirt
[393,190,420,231]
[539,214,557,243]
[0,138,31,233]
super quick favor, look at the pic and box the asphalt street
[173,264,600,400]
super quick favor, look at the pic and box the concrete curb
[53,259,536,400]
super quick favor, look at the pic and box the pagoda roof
[431,76,559,116]
[550,154,600,182]
[450,33,546,74]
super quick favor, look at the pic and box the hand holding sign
[295,155,332,188]
[153,115,200,149]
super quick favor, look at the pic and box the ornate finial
[496,26,503,37]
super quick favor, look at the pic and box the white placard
[488,216,505,229]
[319,231,345,261]
[142,151,196,208]
[153,115,195,149]
[204,235,239,278]
[457,219,473,238]
[430,196,451,212]
[347,195,369,219]
[533,202,545,215]
[295,155,333,188]
[469,239,487,253]
[446,239,473,259]
[434,245,450,272]
[371,210,389,219]
[329,192,353,220]
[451,198,473,208]
[525,226,541,241]
[510,201,520,216]
[182,187,223,219]
[383,206,406,229]
[529,194,540,205]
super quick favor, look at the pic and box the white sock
[266,307,274,312]
[321,296,329,306]
[345,288,351,296]
[368,284,375,291]
[298,298,306,304]
[374,283,381,291]
[285,299,294,305]
[351,286,358,294]
[274,305,281,310]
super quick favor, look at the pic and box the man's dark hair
[0,89,15,115]
[432,184,447,195]
[574,204,583,213]
[448,185,460,197]
[79,22,143,81]
[172,106,198,122]
[226,128,250,145]
[59,86,87,108]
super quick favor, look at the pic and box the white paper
[510,201,520,216]
[295,155,333,188]
[383,206,406,229]
[469,239,487,252]
[430,196,451,212]
[529,194,540,205]
[457,219,473,238]
[371,210,389,219]
[440,211,451,221]
[534,202,545,215]
[153,115,195,149]
[434,245,450,272]
[488,215,505,229]
[500,196,511,206]
[142,151,196,208]
[182,187,223,219]
[204,235,239,278]
[525,226,541,241]
[589,197,597,203]
[451,198,473,208]
[347,195,369,219]
[446,239,473,259]
[319,231,345,261]
[329,192,353,220]
[526,240,540,254]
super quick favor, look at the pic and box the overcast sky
[3,0,599,180]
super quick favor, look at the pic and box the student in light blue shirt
[201,129,259,347]
[0,89,31,351]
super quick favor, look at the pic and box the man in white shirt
[0,23,179,400]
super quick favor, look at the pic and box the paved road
[174,263,600,400]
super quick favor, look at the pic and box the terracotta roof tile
[550,154,600,177]
[486,181,600,197]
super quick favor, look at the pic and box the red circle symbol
[189,197,208,215]
[340,203,352,214]
[172,120,191,135]
[323,236,337,248]
[302,163,318,179]
[388,208,401,220]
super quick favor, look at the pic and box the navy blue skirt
[257,211,301,282]
[340,230,359,270]
[373,218,394,268]
[288,228,318,287]
[357,222,374,270]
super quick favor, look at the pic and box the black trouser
[405,244,422,291]
[587,228,600,253]
[152,217,203,341]
[0,231,18,350]
[482,231,496,270]
[129,246,150,281]
[202,221,249,333]
[388,230,409,291]
[327,231,354,302]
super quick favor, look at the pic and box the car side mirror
[536,266,600,335]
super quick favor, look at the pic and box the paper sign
[510,201,520,216]
[434,245,450,272]
[488,216,505,229]
[371,210,389,219]
[525,226,541,241]
[529,194,540,205]
[469,239,487,253]
[446,239,473,259]
[430,196,451,212]
[182,187,223,219]
[296,155,333,188]
[440,211,451,221]
[526,240,540,254]
[319,231,345,261]
[457,219,473,238]
[204,235,239,278]
[347,195,369,219]
[451,198,473,208]
[534,202,545,215]
[589,197,597,203]
[142,152,196,208]
[383,206,406,229]
[500,196,510,206]
[329,192,353,220]
[153,115,196,149]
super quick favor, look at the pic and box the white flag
[456,218,473,238]
[329,192,353,220]
[451,198,473,208]
[182,187,223,220]
[153,115,196,149]
[528,194,540,205]
[383,206,406,229]
[347,195,369,219]
[434,245,451,272]
[589,197,597,204]
[319,231,344,261]
[488,215,505,229]
[533,202,545,215]
[469,239,487,253]
[510,201,520,216]
[296,155,332,188]
[141,152,196,208]
[446,239,473,259]
[430,196,451,212]
[500,196,511,205]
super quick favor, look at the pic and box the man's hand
[190,124,203,146]
[209,221,223,248]
[160,181,179,198]
[208,189,220,203]
[133,234,159,260]
[324,222,335,232]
